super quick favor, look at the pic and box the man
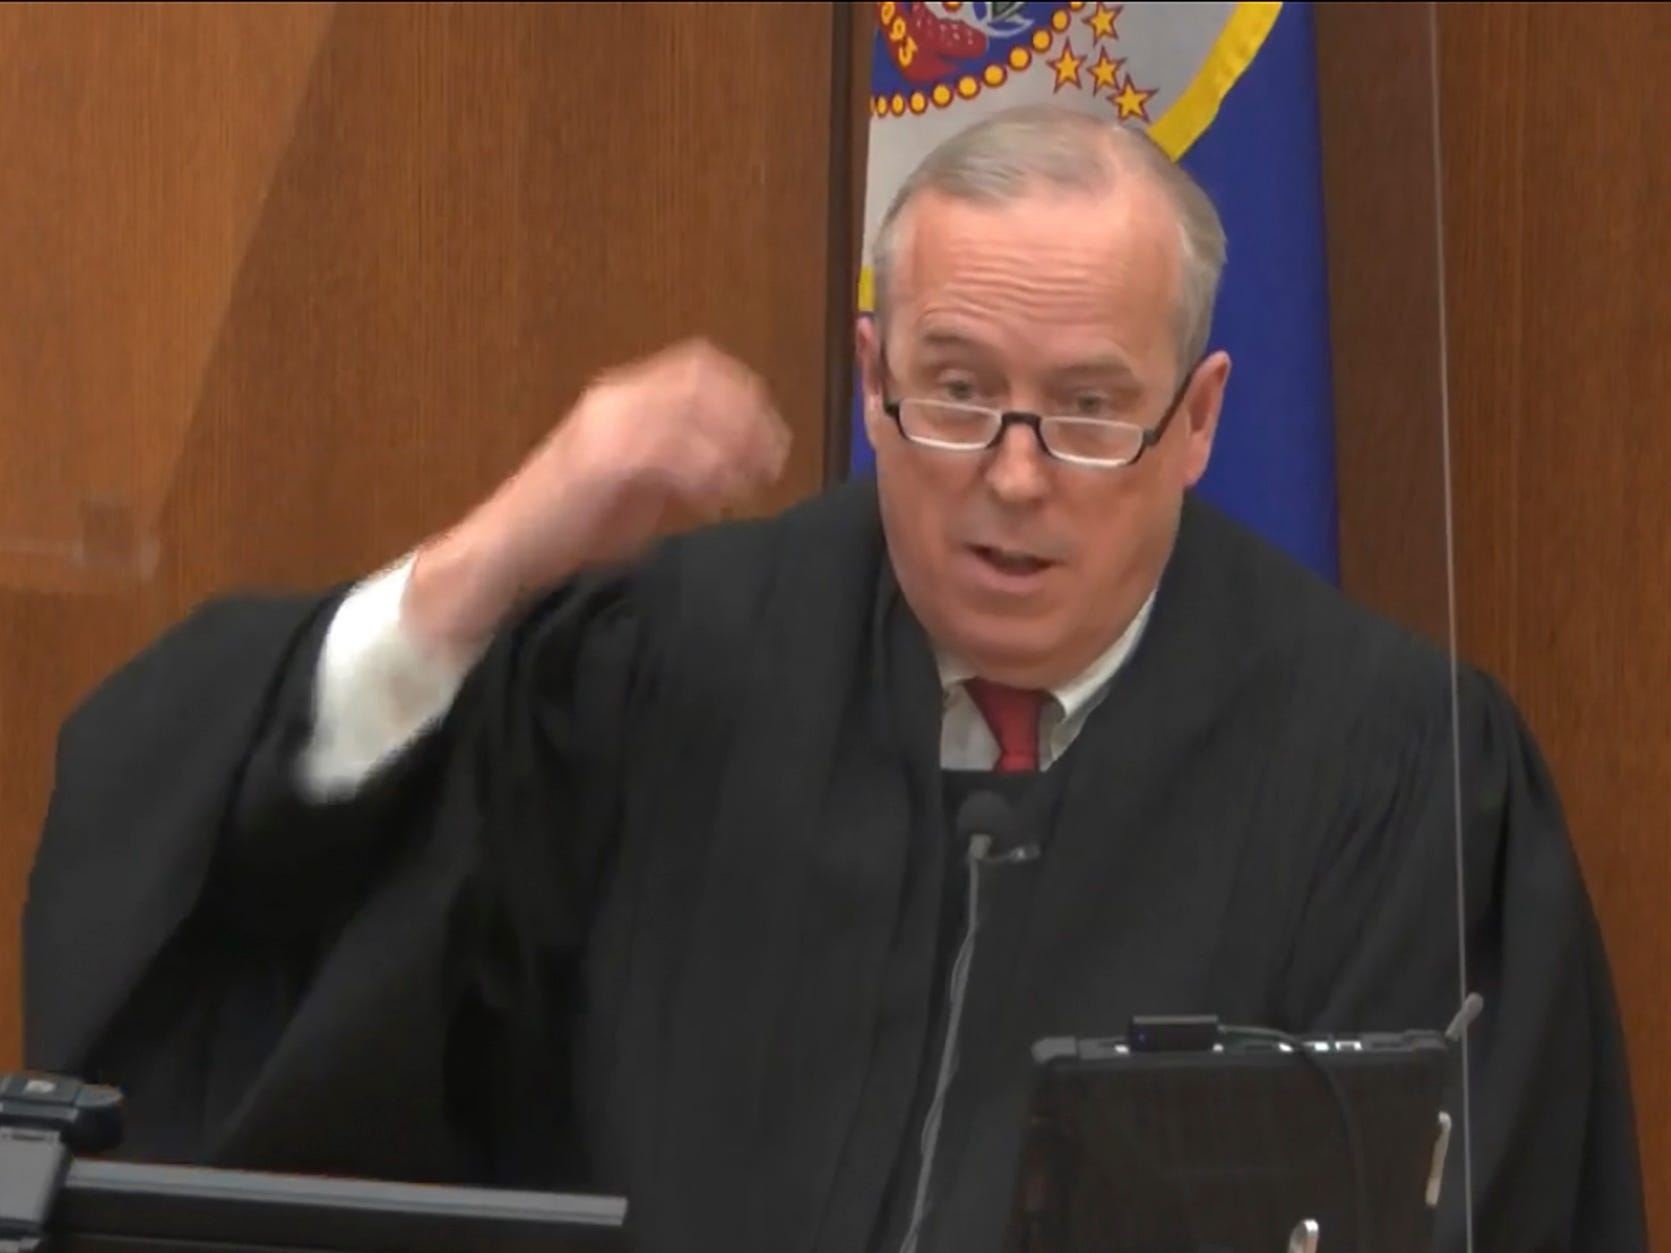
[24,105,1645,1253]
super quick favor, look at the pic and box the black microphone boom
[894,790,1039,1253]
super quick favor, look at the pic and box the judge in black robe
[22,97,1648,1253]
[22,475,1646,1253]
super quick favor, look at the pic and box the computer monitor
[0,1071,626,1253]
[49,1158,627,1253]
[1000,1024,1455,1253]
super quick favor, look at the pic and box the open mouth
[970,544,1053,577]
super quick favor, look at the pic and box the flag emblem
[861,1,1281,314]
[870,2,1163,123]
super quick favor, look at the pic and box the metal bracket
[0,1072,127,1253]
[1427,1110,1454,1207]
[0,1127,69,1253]
[1286,1218,1320,1253]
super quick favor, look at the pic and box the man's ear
[1180,349,1231,487]
[855,315,885,448]
[855,315,879,381]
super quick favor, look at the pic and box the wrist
[403,521,522,661]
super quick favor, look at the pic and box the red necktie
[965,678,1044,773]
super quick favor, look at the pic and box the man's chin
[939,616,1069,687]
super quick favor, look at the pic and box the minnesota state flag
[853,1,1340,582]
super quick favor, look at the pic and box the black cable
[1217,1024,1371,1253]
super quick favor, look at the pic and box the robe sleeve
[1277,656,1648,1253]
[22,566,649,1188]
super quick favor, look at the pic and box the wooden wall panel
[1323,1,1670,1242]
[0,2,845,1069]
[0,1,336,589]
[1314,1,1452,652]
[1439,5,1671,1242]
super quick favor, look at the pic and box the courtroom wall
[1319,2,1671,1244]
[0,1,850,1069]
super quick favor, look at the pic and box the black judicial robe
[23,479,1647,1253]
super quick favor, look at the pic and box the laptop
[998,1022,1455,1253]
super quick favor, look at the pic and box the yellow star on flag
[1089,48,1122,95]
[1113,74,1153,121]
[1049,40,1085,92]
[1086,3,1121,43]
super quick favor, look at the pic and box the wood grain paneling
[0,2,844,1068]
[1314,1,1453,651]
[0,1,335,588]
[821,0,861,483]
[1439,4,1671,1242]
[830,0,877,481]
[1322,2,1670,1243]
[0,0,335,591]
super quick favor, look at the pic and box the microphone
[894,790,1039,1253]
[955,790,1041,866]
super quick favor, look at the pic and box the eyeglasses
[879,359,1198,470]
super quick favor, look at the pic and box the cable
[1217,1024,1371,1253]
[894,834,990,1253]
[894,827,1039,1253]
[1422,0,1476,1244]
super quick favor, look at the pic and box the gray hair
[869,103,1227,378]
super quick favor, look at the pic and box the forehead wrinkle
[909,325,1141,386]
[892,197,1182,380]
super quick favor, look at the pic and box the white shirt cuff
[296,553,479,802]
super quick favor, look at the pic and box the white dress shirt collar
[934,590,1158,771]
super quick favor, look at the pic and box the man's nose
[983,421,1051,504]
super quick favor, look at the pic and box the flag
[851,1,1340,583]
